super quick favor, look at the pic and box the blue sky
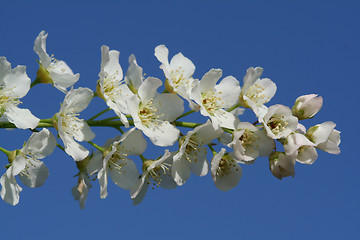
[0,1,358,239]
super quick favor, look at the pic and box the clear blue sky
[0,1,358,239]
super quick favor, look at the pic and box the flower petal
[24,128,56,158]
[4,107,39,130]
[19,160,49,188]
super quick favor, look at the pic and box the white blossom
[72,171,92,210]
[97,46,135,127]
[127,77,184,146]
[269,152,295,180]
[155,45,198,110]
[87,128,146,199]
[229,122,274,163]
[0,129,56,205]
[261,104,298,139]
[172,120,223,185]
[191,69,241,130]
[0,57,39,129]
[56,87,95,161]
[239,67,277,117]
[284,132,318,165]
[211,148,242,191]
[34,31,79,93]
[306,121,341,154]
[130,150,177,205]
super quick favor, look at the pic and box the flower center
[108,150,129,174]
[18,152,40,178]
[216,155,240,178]
[202,90,221,115]
[146,162,171,189]
[138,99,161,127]
[0,85,21,114]
[267,115,288,136]
[60,110,82,136]
[246,83,270,105]
[240,129,256,147]
[102,71,125,101]
[170,67,191,89]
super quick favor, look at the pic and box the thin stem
[207,144,217,155]
[222,127,233,134]
[227,103,242,112]
[0,146,11,157]
[139,154,147,162]
[87,141,104,152]
[176,110,195,120]
[98,116,119,122]
[56,144,65,152]
[114,126,124,134]
[174,121,202,129]
[87,108,111,121]
[30,78,41,88]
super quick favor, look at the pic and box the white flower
[306,121,341,154]
[72,171,91,210]
[130,150,177,205]
[97,46,135,127]
[292,94,323,120]
[191,69,241,130]
[229,122,274,163]
[239,67,277,117]
[261,104,298,139]
[154,45,198,110]
[87,128,147,199]
[34,31,79,93]
[56,87,95,161]
[269,152,295,180]
[284,132,318,165]
[172,120,223,186]
[0,129,56,205]
[127,77,184,146]
[0,57,39,129]
[211,148,242,191]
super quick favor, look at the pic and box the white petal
[0,57,11,82]
[242,67,263,92]
[142,121,180,147]
[118,128,147,156]
[171,156,191,186]
[63,87,93,113]
[19,160,49,188]
[189,148,209,176]
[24,128,56,158]
[154,45,170,77]
[87,151,103,175]
[138,77,162,103]
[3,65,30,98]
[98,167,109,199]
[200,69,222,93]
[72,120,95,142]
[296,146,318,164]
[125,54,143,90]
[100,46,123,79]
[4,107,39,129]
[109,158,139,190]
[0,173,22,205]
[131,176,148,205]
[34,31,51,68]
[215,76,241,108]
[61,133,89,161]
[153,93,184,122]
[169,52,195,79]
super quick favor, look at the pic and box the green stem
[30,78,41,88]
[227,103,242,112]
[87,108,111,121]
[114,126,124,134]
[56,144,65,152]
[176,110,195,120]
[87,141,104,152]
[207,144,217,155]
[174,121,202,129]
[0,146,11,157]
[139,154,147,162]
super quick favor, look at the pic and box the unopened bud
[292,94,323,120]
[269,152,295,180]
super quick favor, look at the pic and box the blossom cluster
[0,31,341,208]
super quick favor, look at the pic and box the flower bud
[306,121,341,154]
[292,94,323,120]
[269,152,295,180]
